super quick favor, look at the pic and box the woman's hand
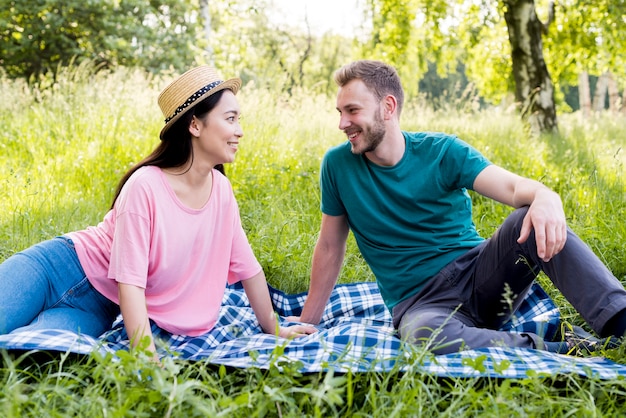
[278,324,317,338]
[242,272,318,339]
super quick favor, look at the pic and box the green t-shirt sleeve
[319,146,347,217]
[438,135,491,192]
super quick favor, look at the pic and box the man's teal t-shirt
[320,131,491,310]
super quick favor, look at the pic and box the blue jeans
[0,237,119,337]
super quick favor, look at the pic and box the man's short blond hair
[334,60,404,116]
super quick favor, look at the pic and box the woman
[0,66,316,359]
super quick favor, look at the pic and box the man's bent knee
[398,309,465,354]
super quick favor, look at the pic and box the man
[296,59,626,355]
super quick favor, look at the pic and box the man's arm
[299,214,350,324]
[473,164,567,262]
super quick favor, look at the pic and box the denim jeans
[393,207,626,354]
[0,236,119,337]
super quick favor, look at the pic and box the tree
[199,0,214,64]
[363,0,558,133]
[205,0,353,95]
[362,0,625,133]
[502,0,557,134]
[544,0,625,115]
[578,71,591,117]
[361,0,455,97]
[0,0,202,79]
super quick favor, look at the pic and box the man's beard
[350,112,386,155]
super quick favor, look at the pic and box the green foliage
[1,65,626,416]
[0,0,357,94]
[0,62,159,256]
[469,0,626,106]
[361,0,465,98]
[1,0,624,115]
[206,1,354,96]
[3,344,626,415]
[360,0,625,110]
[544,0,626,83]
[0,0,202,79]
[365,0,417,65]
[418,61,482,112]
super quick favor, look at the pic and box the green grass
[1,65,626,416]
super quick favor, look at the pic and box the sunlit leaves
[361,0,624,109]
[0,0,202,78]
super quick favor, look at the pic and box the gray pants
[393,207,626,354]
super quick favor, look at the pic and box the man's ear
[382,94,398,120]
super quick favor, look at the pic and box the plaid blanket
[2,281,626,379]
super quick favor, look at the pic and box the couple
[1,60,625,361]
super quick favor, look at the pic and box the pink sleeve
[108,177,153,288]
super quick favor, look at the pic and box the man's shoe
[563,325,620,356]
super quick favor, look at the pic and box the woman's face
[190,90,243,166]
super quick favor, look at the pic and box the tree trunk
[578,71,591,118]
[592,72,608,112]
[199,0,213,64]
[606,72,620,113]
[502,0,558,135]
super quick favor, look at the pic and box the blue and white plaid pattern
[1,282,626,379]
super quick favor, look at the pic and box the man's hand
[473,165,568,263]
[517,189,567,262]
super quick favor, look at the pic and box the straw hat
[158,66,241,139]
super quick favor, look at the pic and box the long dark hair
[110,89,227,208]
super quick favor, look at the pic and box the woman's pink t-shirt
[68,166,262,336]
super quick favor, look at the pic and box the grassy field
[1,64,626,416]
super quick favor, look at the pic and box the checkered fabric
[2,282,626,379]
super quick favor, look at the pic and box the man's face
[336,79,386,155]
